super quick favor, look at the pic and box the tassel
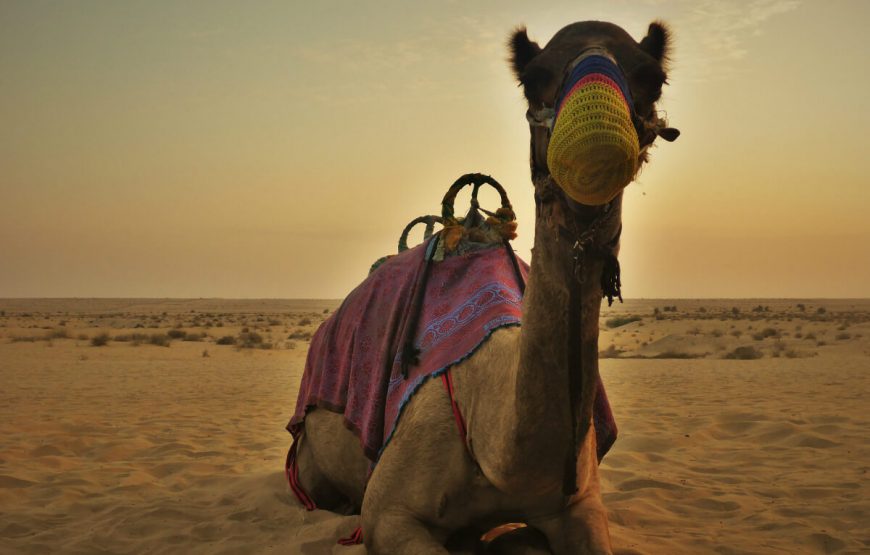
[600,253,622,306]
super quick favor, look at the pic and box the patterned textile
[287,240,617,463]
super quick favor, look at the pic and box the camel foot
[527,500,612,555]
[365,511,449,555]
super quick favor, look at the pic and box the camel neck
[508,192,614,492]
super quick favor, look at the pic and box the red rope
[338,526,364,545]
[441,370,467,444]
[285,439,317,511]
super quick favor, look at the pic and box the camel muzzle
[545,49,640,206]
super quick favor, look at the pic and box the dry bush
[91,333,110,347]
[46,328,70,339]
[651,350,706,359]
[599,344,623,358]
[167,329,186,339]
[724,346,763,360]
[216,336,236,346]
[148,334,171,347]
[835,332,851,341]
[238,332,264,348]
[10,335,40,343]
[752,328,779,341]
[183,332,205,342]
[288,329,313,341]
[605,315,642,329]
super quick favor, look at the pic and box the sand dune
[0,299,867,554]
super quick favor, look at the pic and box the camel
[291,19,679,554]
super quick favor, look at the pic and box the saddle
[287,173,616,465]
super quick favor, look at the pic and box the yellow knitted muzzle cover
[547,57,640,205]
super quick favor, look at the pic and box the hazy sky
[2,0,868,298]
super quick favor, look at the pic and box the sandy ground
[0,298,868,554]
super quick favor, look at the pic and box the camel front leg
[365,509,449,555]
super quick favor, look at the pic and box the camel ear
[508,27,541,81]
[508,27,553,103]
[639,21,671,64]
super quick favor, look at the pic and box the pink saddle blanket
[287,241,616,463]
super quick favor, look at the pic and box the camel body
[292,19,677,555]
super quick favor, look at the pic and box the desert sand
[0,298,867,554]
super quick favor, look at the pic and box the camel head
[510,20,678,208]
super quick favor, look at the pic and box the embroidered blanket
[287,241,617,463]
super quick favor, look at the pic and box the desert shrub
[724,346,763,360]
[652,350,705,359]
[286,341,297,350]
[730,330,743,338]
[605,315,642,328]
[816,340,827,347]
[288,330,313,341]
[91,333,110,347]
[804,332,817,340]
[688,327,701,335]
[298,317,313,326]
[323,308,330,314]
[238,332,263,348]
[835,332,851,340]
[183,332,205,342]
[77,333,89,341]
[167,329,186,339]
[10,335,40,343]
[599,344,623,358]
[148,334,171,347]
[268,319,281,326]
[731,307,740,315]
[752,327,779,341]
[816,307,826,314]
[711,329,723,338]
[120,333,153,343]
[216,336,236,345]
[794,332,803,338]
[202,350,210,358]
[45,328,70,339]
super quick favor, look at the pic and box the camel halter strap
[543,188,622,498]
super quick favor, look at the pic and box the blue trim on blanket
[376,320,522,463]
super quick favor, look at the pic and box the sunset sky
[2,0,868,299]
